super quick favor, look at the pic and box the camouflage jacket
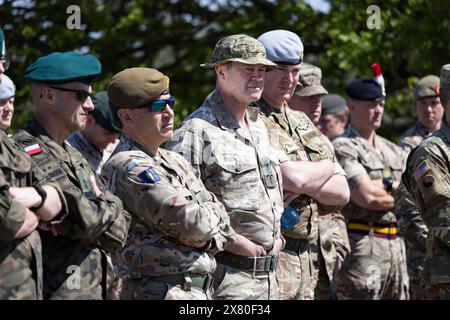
[12,118,130,299]
[398,121,436,153]
[333,125,406,225]
[67,131,103,175]
[102,134,235,277]
[166,89,284,251]
[0,130,44,299]
[403,122,450,284]
[253,99,345,239]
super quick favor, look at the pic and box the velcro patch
[24,143,43,155]
[137,168,161,184]
[414,160,431,181]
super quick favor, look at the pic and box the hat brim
[295,85,328,97]
[200,57,277,70]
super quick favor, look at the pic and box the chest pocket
[209,152,259,211]
[359,152,384,180]
[300,130,331,161]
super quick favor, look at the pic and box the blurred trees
[1,0,449,140]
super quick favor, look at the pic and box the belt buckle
[203,274,214,291]
[270,255,278,272]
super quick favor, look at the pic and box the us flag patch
[414,160,431,181]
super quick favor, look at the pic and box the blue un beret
[346,78,385,101]
[0,74,15,100]
[0,27,5,57]
[25,51,101,85]
[258,30,304,65]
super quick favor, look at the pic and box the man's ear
[41,87,55,103]
[117,108,133,125]
[215,64,227,80]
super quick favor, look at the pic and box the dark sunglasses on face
[47,85,94,103]
[146,96,176,112]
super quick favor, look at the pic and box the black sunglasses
[48,85,94,103]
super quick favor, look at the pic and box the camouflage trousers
[213,263,278,300]
[120,277,211,300]
[0,231,42,300]
[406,247,426,300]
[335,232,409,300]
[276,243,315,300]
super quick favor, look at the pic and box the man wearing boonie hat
[402,64,450,300]
[0,74,16,129]
[101,67,236,300]
[395,75,441,300]
[253,29,350,300]
[167,34,327,300]
[12,51,130,300]
[0,29,66,301]
[319,94,349,141]
[333,78,409,300]
[68,91,121,174]
[288,63,328,125]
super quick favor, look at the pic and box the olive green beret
[295,63,328,97]
[91,91,121,133]
[322,94,346,115]
[107,67,169,108]
[25,51,101,85]
[0,27,5,58]
[440,64,450,91]
[413,75,439,101]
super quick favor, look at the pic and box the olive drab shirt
[403,122,450,285]
[12,118,130,299]
[333,125,406,225]
[165,90,285,251]
[254,99,346,241]
[101,135,236,278]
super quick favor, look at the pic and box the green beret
[25,51,101,85]
[107,67,169,108]
[413,75,439,101]
[0,27,5,57]
[201,34,276,69]
[440,64,450,91]
[322,94,346,115]
[295,63,328,97]
[91,91,121,133]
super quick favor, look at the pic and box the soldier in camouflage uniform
[67,91,120,175]
[333,79,409,300]
[402,64,450,299]
[0,74,15,130]
[12,52,130,300]
[395,75,441,299]
[166,34,338,300]
[287,63,351,300]
[101,67,237,300]
[254,31,350,300]
[0,31,67,299]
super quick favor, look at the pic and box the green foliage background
[1,0,450,141]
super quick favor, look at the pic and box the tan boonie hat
[440,64,450,90]
[107,67,169,108]
[295,63,328,97]
[413,75,440,101]
[200,34,277,69]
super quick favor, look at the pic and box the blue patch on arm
[137,168,161,184]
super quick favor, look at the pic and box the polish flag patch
[24,143,43,155]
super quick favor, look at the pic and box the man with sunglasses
[67,91,121,175]
[12,51,130,300]
[101,67,237,299]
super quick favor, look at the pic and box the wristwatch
[382,176,394,193]
[32,184,47,210]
